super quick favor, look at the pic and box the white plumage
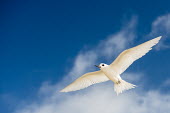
[60,36,162,95]
[110,36,161,75]
[60,71,109,92]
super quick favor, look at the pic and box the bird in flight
[60,36,162,95]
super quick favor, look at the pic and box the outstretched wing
[60,71,109,92]
[110,36,162,75]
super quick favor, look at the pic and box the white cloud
[148,14,170,50]
[98,17,136,58]
[15,84,170,113]
[161,79,170,87]
[14,16,170,113]
[68,51,97,78]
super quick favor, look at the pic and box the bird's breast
[101,67,120,83]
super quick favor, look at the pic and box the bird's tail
[114,79,136,95]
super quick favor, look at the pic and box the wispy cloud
[14,16,170,113]
[162,79,170,87]
[148,14,170,50]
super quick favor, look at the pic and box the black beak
[94,65,101,68]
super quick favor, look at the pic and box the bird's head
[95,63,108,69]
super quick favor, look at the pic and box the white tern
[60,36,162,95]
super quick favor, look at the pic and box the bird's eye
[102,64,104,66]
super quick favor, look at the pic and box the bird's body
[99,64,121,83]
[60,36,162,95]
[95,63,136,94]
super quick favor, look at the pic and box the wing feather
[110,36,162,75]
[60,71,109,92]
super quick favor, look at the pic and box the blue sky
[1,0,170,113]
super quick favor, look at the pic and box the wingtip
[60,88,70,93]
[152,36,162,42]
[157,36,162,39]
[60,91,66,93]
[60,89,66,92]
